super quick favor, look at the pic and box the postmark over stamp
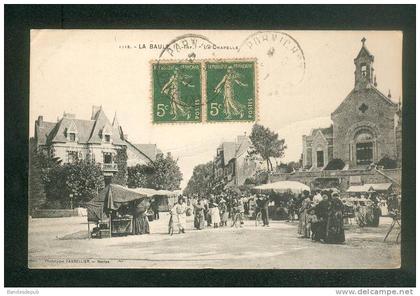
[205,60,257,122]
[152,61,202,123]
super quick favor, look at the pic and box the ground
[28,213,401,269]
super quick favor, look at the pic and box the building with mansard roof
[302,38,402,171]
[214,135,267,187]
[34,105,160,183]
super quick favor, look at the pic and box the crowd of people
[126,188,400,243]
[296,190,346,244]
[167,193,271,234]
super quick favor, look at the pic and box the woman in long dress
[356,200,368,227]
[209,202,221,228]
[161,68,194,120]
[314,194,329,241]
[219,199,229,227]
[193,199,205,230]
[172,196,187,233]
[214,66,248,119]
[324,192,345,244]
[298,191,312,238]
[132,198,151,235]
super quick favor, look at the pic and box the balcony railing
[101,163,118,172]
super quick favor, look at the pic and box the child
[168,206,176,235]
[307,208,318,240]
[210,202,221,228]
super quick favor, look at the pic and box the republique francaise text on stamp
[152,61,203,123]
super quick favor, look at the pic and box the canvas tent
[131,187,179,211]
[85,184,152,222]
[346,183,392,193]
[252,181,310,194]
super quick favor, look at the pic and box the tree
[127,153,183,191]
[28,139,62,213]
[149,153,182,190]
[248,123,287,171]
[287,161,300,173]
[127,164,155,188]
[377,156,398,169]
[183,161,215,197]
[324,159,345,170]
[112,147,128,186]
[42,160,104,208]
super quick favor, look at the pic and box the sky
[30,30,402,188]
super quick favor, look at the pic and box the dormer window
[101,125,113,143]
[69,133,76,142]
[66,121,78,143]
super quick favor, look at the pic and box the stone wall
[269,168,401,193]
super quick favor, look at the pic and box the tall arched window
[355,129,374,165]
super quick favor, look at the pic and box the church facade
[302,38,402,170]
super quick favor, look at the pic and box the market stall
[132,188,179,212]
[252,181,310,194]
[252,181,310,220]
[85,184,154,238]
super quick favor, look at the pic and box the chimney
[63,112,76,119]
[37,115,43,126]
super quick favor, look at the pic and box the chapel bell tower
[354,37,375,91]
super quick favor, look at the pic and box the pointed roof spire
[361,37,366,46]
[112,111,120,128]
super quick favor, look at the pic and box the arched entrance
[346,122,379,167]
[355,129,375,165]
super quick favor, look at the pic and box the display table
[111,217,133,236]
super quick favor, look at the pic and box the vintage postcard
[29,30,402,269]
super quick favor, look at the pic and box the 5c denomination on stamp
[205,60,257,122]
[152,61,202,123]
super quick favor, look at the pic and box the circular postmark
[153,34,218,123]
[238,31,306,91]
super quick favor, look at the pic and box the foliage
[324,159,345,170]
[183,161,215,197]
[42,160,104,208]
[248,124,287,171]
[377,156,398,169]
[112,147,128,186]
[149,153,182,190]
[287,161,301,173]
[28,140,62,213]
[127,164,155,188]
[127,153,182,191]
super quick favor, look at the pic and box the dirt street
[28,213,400,269]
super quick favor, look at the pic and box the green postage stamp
[206,60,256,122]
[152,62,202,123]
[151,59,257,123]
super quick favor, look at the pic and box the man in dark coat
[260,194,270,226]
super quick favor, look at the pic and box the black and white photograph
[27,29,403,269]
[4,3,416,291]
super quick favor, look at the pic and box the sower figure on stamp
[161,68,194,120]
[214,66,247,119]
